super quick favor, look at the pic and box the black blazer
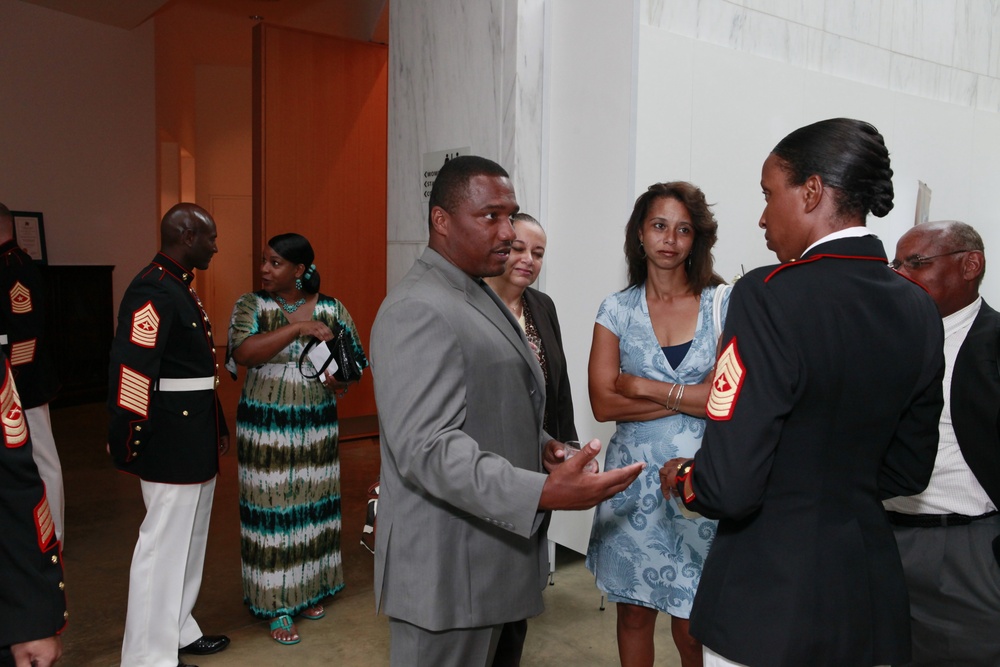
[523,287,577,442]
[686,236,945,667]
[951,300,1000,506]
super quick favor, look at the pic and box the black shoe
[179,635,230,655]
[177,662,198,667]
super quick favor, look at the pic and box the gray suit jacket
[371,248,551,631]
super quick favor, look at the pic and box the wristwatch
[675,459,696,504]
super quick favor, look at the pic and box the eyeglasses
[889,249,974,271]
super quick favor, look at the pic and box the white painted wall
[0,0,156,306]
[541,1,637,553]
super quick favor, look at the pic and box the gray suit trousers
[893,514,1000,666]
[389,617,503,667]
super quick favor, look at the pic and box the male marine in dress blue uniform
[0,203,63,545]
[0,349,66,667]
[108,204,230,667]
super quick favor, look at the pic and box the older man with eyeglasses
[885,219,1000,666]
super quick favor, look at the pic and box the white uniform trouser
[25,404,64,545]
[704,646,888,666]
[121,477,215,667]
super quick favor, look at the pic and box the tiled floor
[52,402,683,666]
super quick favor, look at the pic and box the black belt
[886,509,1000,528]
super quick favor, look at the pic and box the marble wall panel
[877,0,895,50]
[695,0,750,50]
[822,0,882,45]
[388,0,505,247]
[508,0,545,218]
[638,0,999,113]
[387,0,544,288]
[385,242,425,293]
[821,32,892,88]
[952,0,994,75]
[887,0,956,65]
[741,0,827,31]
[990,1,1000,78]
[643,0,700,37]
[737,7,815,65]
[890,52,979,106]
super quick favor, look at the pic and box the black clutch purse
[299,324,363,383]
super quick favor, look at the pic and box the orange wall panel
[255,24,387,418]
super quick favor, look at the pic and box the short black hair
[428,156,509,229]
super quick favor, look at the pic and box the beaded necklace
[275,294,306,313]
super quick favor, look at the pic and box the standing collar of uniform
[765,234,886,282]
[0,238,19,256]
[152,252,195,285]
[800,226,872,257]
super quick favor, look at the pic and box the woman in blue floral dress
[587,182,729,667]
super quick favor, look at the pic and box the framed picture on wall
[10,211,47,264]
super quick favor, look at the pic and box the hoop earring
[639,241,646,258]
[295,278,303,290]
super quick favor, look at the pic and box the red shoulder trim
[764,254,888,282]
[891,269,933,294]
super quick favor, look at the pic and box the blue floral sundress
[586,283,729,618]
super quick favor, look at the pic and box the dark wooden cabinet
[43,265,114,407]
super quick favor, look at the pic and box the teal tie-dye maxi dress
[226,290,368,618]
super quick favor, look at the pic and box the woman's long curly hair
[623,181,725,291]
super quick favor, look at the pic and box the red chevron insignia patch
[707,337,745,421]
[130,302,160,348]
[10,281,32,314]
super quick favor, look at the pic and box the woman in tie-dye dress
[226,233,367,646]
[587,182,729,667]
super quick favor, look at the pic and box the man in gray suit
[371,155,644,667]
